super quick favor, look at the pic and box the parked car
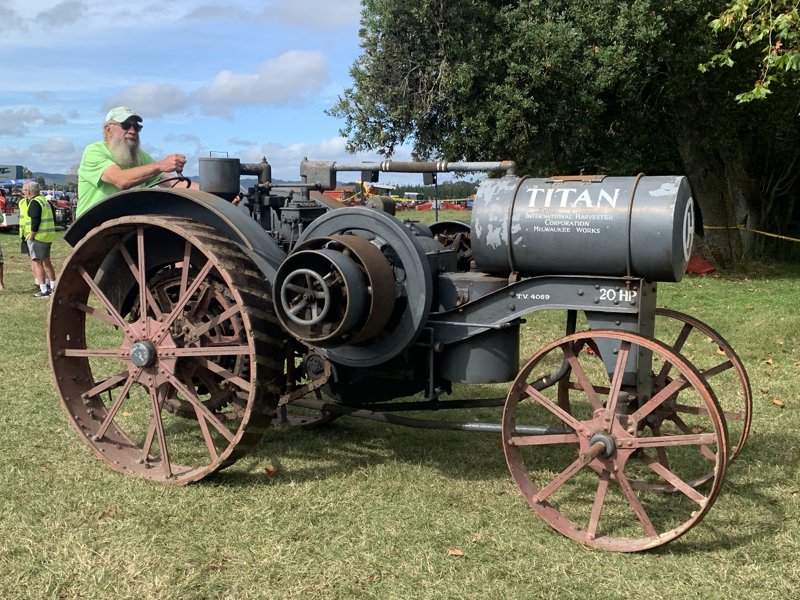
[0,193,21,232]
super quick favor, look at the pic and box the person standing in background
[21,182,57,298]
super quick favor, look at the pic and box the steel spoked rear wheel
[654,308,752,464]
[503,330,728,552]
[48,216,282,484]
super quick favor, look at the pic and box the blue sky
[0,0,425,184]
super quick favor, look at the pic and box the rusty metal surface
[48,215,281,484]
[654,308,752,465]
[501,330,728,552]
[65,187,287,282]
[47,155,750,552]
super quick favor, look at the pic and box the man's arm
[100,154,189,190]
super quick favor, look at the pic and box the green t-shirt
[76,141,161,218]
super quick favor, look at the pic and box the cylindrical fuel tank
[471,175,695,282]
[199,157,241,201]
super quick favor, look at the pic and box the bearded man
[76,107,197,218]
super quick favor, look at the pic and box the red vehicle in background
[0,189,21,232]
[48,193,75,229]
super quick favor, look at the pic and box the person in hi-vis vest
[21,182,57,298]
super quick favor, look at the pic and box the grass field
[1,212,799,599]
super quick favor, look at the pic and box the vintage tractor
[48,157,751,552]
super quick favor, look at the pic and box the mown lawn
[0,216,798,599]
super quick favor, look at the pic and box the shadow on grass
[207,421,790,555]
[214,412,512,487]
[623,429,792,555]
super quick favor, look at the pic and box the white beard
[107,135,141,169]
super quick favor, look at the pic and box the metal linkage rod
[332,160,517,176]
[290,398,569,435]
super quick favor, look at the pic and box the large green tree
[702,0,800,101]
[330,0,800,262]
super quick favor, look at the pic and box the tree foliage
[701,0,800,102]
[330,0,800,262]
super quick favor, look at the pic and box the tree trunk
[674,129,750,265]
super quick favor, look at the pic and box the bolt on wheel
[502,330,728,552]
[48,216,282,484]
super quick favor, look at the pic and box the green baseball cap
[105,106,142,123]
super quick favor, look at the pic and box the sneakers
[34,288,52,298]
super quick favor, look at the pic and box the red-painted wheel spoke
[180,240,192,298]
[147,386,172,478]
[649,425,672,472]
[186,282,214,321]
[701,359,733,379]
[136,227,148,329]
[523,384,592,437]
[627,432,718,449]
[78,266,132,336]
[509,433,580,447]
[115,236,163,323]
[667,414,718,461]
[534,455,591,503]
[564,344,603,412]
[156,259,215,343]
[616,470,659,539]
[171,345,251,358]
[83,372,129,399]
[74,300,122,327]
[628,376,686,423]
[185,304,242,343]
[586,469,611,541]
[194,357,252,392]
[62,348,128,359]
[166,374,235,444]
[602,341,630,432]
[191,398,221,463]
[655,322,692,387]
[639,454,707,505]
[96,372,139,439]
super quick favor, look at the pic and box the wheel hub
[130,340,157,367]
[588,432,617,458]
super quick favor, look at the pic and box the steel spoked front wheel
[502,330,728,552]
[48,216,282,484]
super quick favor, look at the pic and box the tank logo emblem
[526,186,620,209]
[682,198,695,261]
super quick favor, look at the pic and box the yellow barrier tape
[704,224,800,244]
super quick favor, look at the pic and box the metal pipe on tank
[331,160,517,176]
[240,158,272,187]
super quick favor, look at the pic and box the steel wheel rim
[48,216,280,484]
[654,307,752,463]
[502,330,728,552]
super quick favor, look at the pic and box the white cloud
[0,137,82,175]
[104,84,190,118]
[29,136,79,157]
[201,51,331,113]
[0,108,67,136]
[267,0,361,31]
[36,1,89,27]
[182,1,361,30]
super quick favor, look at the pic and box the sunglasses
[117,121,143,132]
